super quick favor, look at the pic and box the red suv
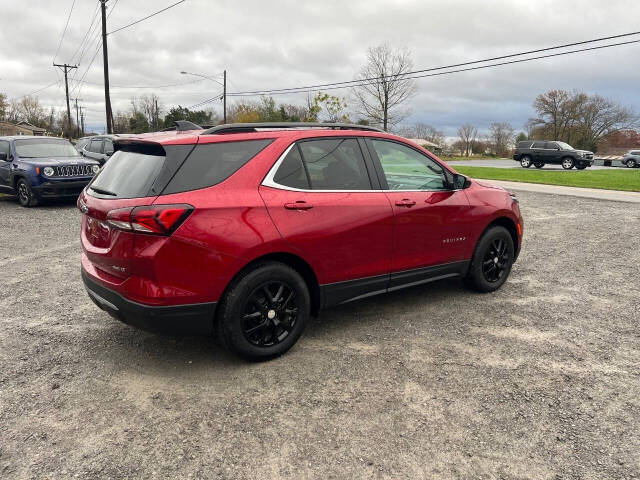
[79,122,523,360]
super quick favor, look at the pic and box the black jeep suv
[513,141,594,170]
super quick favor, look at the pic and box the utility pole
[223,70,227,124]
[101,0,113,134]
[79,107,85,137]
[53,63,77,140]
[73,98,82,138]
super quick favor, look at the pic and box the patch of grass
[453,166,640,192]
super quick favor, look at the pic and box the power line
[53,0,77,63]
[69,3,101,64]
[108,0,186,35]
[188,90,224,109]
[74,77,205,89]
[9,81,62,101]
[216,31,640,99]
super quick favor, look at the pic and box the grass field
[454,166,640,192]
[439,156,509,162]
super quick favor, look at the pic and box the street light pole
[180,70,226,123]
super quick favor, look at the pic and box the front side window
[631,151,640,156]
[544,142,558,150]
[369,139,447,191]
[556,142,573,150]
[298,138,371,190]
[89,139,103,153]
[14,138,80,158]
[104,139,114,155]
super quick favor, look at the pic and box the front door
[364,138,472,284]
[260,138,394,304]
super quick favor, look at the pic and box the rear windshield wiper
[89,186,117,196]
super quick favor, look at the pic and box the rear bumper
[33,179,92,198]
[81,268,217,335]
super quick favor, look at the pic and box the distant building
[405,138,443,154]
[0,121,46,136]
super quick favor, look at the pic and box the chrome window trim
[261,142,461,193]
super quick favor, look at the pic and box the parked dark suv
[0,136,100,207]
[513,141,594,169]
[80,122,523,360]
[81,135,130,165]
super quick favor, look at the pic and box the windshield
[15,138,80,158]
[556,142,574,150]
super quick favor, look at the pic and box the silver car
[622,150,640,168]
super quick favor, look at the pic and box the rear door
[364,138,472,282]
[543,142,561,164]
[260,138,394,302]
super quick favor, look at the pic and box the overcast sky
[1,0,639,135]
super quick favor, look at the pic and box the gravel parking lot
[1,191,639,479]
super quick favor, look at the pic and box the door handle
[395,199,416,207]
[284,201,313,211]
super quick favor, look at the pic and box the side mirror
[452,173,469,189]
[105,151,114,157]
[0,152,7,161]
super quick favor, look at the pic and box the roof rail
[160,120,203,132]
[200,122,383,135]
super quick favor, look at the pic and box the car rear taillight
[106,204,193,235]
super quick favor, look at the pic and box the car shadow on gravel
[0,194,78,209]
[88,277,468,371]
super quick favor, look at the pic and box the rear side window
[531,141,545,149]
[104,139,114,155]
[273,145,310,189]
[298,138,371,190]
[517,141,531,149]
[163,139,273,194]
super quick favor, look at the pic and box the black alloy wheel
[241,281,299,347]
[482,238,510,283]
[217,261,310,360]
[464,225,514,293]
[16,179,37,207]
[627,159,637,168]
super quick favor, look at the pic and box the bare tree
[532,89,637,150]
[17,96,46,126]
[0,93,8,121]
[400,122,446,146]
[489,122,516,157]
[352,44,417,131]
[457,123,478,157]
[139,94,162,131]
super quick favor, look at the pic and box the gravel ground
[1,191,639,480]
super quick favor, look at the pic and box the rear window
[89,148,165,199]
[163,139,272,194]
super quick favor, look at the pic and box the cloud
[1,0,639,135]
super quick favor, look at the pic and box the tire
[520,156,532,168]
[16,178,38,207]
[533,162,544,169]
[575,164,587,170]
[216,262,310,361]
[464,226,515,293]
[627,159,637,168]
[561,157,575,170]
